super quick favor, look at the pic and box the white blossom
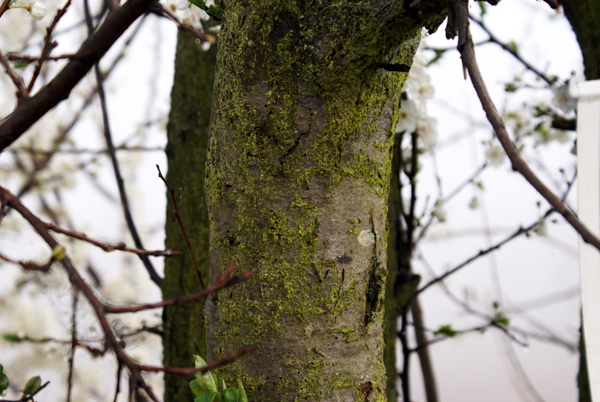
[551,84,577,114]
[534,219,548,236]
[503,110,531,139]
[29,2,46,19]
[176,0,189,9]
[468,196,480,210]
[432,199,447,223]
[417,115,437,150]
[396,99,418,133]
[485,145,505,167]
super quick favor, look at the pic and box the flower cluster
[396,31,438,152]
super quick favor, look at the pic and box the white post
[578,79,600,400]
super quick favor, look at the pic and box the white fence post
[578,79,600,400]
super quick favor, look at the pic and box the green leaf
[504,83,517,93]
[478,1,486,15]
[52,245,66,261]
[0,365,9,395]
[494,313,510,327]
[22,375,41,395]
[190,380,206,397]
[194,392,219,402]
[221,379,227,393]
[223,388,239,402]
[193,355,218,394]
[12,61,28,70]
[508,40,518,53]
[188,0,207,10]
[433,324,458,338]
[237,381,248,402]
[2,333,20,342]
[206,4,221,16]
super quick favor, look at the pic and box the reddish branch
[157,165,205,288]
[0,185,254,400]
[0,0,157,152]
[28,0,72,93]
[46,221,182,256]
[448,0,600,251]
[0,250,54,272]
[105,270,253,313]
[139,346,255,375]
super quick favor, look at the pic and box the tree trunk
[204,1,446,400]
[384,132,420,401]
[162,31,217,402]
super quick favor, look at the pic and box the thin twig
[157,165,205,288]
[28,0,72,92]
[7,53,83,63]
[46,222,182,256]
[469,17,555,86]
[0,49,28,100]
[0,251,54,272]
[104,271,253,313]
[449,0,600,251]
[66,290,79,402]
[83,0,163,287]
[139,346,255,375]
[0,381,50,402]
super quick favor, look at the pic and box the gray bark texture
[203,1,446,400]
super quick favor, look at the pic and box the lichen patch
[357,230,375,247]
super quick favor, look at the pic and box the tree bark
[384,132,420,401]
[204,1,446,400]
[563,0,600,81]
[162,31,216,402]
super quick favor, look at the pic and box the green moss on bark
[162,31,216,402]
[205,1,446,400]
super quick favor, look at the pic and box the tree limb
[448,0,600,251]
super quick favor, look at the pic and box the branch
[138,346,255,375]
[157,165,205,288]
[0,381,50,402]
[45,222,182,256]
[104,270,253,313]
[0,49,28,100]
[0,0,156,152]
[448,0,600,251]
[469,17,555,85]
[28,0,72,93]
[83,0,162,287]
[0,251,54,272]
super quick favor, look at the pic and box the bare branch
[0,0,156,152]
[104,270,253,313]
[46,222,182,257]
[0,250,54,272]
[157,165,205,288]
[28,0,72,93]
[139,346,255,375]
[448,0,600,251]
[83,0,163,287]
[0,49,28,100]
